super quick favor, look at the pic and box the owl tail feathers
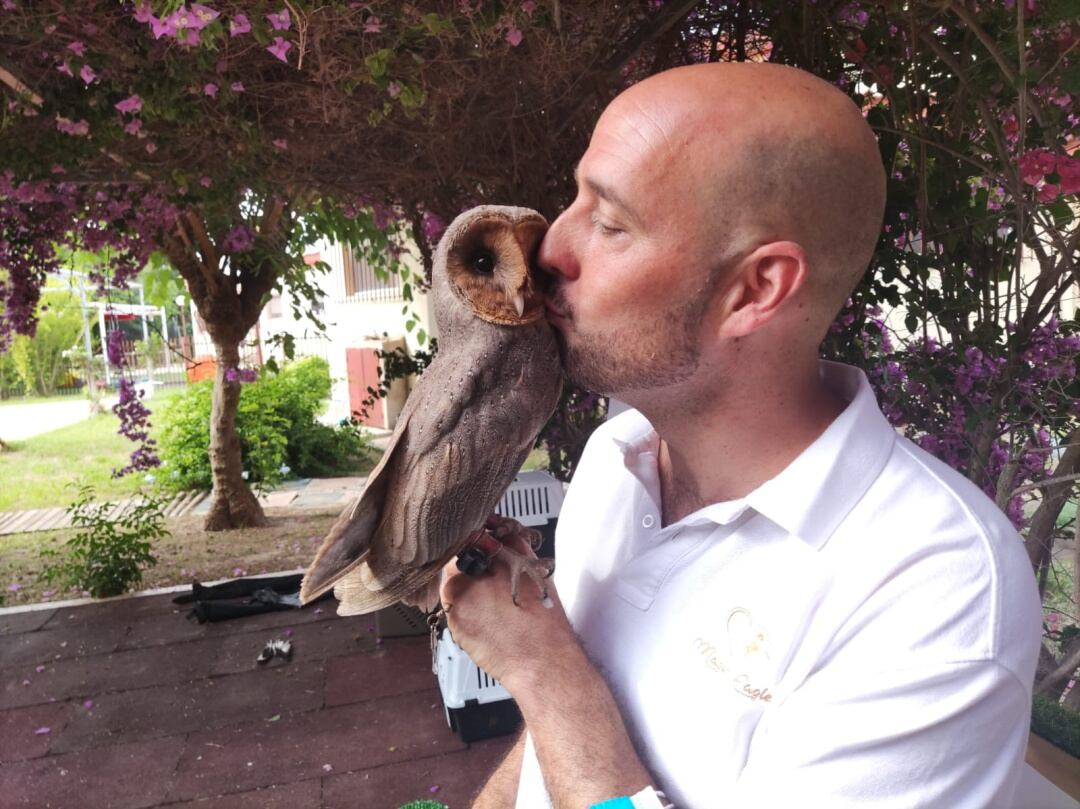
[299,496,379,606]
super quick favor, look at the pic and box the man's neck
[641,363,846,527]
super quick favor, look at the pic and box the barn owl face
[444,208,549,326]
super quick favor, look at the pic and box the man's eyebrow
[572,163,642,227]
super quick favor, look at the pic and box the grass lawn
[0,507,340,607]
[0,412,149,512]
[0,392,90,407]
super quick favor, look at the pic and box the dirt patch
[0,508,341,607]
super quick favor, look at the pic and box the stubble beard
[550,287,710,397]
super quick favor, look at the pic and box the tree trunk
[1025,426,1080,581]
[203,338,267,532]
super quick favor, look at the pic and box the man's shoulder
[832,431,1041,678]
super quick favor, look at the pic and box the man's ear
[715,241,808,339]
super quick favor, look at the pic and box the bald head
[601,62,886,335]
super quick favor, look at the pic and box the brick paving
[0,590,514,808]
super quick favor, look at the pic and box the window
[343,246,402,301]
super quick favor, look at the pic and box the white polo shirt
[516,361,1041,808]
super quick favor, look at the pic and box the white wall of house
[258,238,435,427]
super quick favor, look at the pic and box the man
[440,62,1041,808]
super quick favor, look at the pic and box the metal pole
[99,306,110,387]
[78,278,100,410]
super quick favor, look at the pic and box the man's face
[538,104,723,397]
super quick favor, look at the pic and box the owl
[299,205,564,616]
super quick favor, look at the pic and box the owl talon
[504,547,555,607]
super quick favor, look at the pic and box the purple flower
[56,62,73,77]
[267,37,292,63]
[7,582,22,592]
[204,83,218,97]
[230,13,251,36]
[266,8,291,30]
[230,81,245,93]
[34,727,50,736]
[106,329,125,367]
[79,64,97,84]
[150,16,177,39]
[180,28,199,46]
[115,94,143,114]
[67,40,86,57]
[123,119,143,135]
[422,211,446,243]
[222,224,255,253]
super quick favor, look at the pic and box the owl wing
[297,355,436,605]
[331,334,558,615]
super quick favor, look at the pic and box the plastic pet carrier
[436,628,521,743]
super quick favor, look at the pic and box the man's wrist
[502,632,593,711]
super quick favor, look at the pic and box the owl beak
[512,291,526,317]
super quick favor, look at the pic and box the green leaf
[1048,200,1075,229]
[267,714,281,722]
[417,328,427,345]
[365,49,392,80]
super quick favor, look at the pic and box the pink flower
[56,61,73,77]
[146,142,158,154]
[204,83,218,97]
[190,4,220,28]
[267,37,292,63]
[34,664,45,672]
[133,2,154,24]
[387,81,401,98]
[34,727,50,736]
[232,567,246,576]
[79,64,97,84]
[266,8,291,30]
[83,699,94,710]
[7,582,22,592]
[272,137,287,150]
[55,116,89,136]
[180,28,199,46]
[229,13,251,36]
[67,40,86,57]
[522,0,537,14]
[114,94,143,114]
[364,15,382,33]
[2,0,16,9]
[124,118,143,135]
[506,26,523,47]
[150,16,177,39]
[230,81,245,93]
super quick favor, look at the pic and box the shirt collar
[608,361,897,549]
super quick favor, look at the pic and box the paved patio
[0,589,514,808]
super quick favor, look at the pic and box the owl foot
[486,513,544,552]
[481,515,555,606]
[502,545,556,608]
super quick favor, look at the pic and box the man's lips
[544,302,568,324]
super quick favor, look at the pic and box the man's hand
[440,528,573,689]
[442,532,657,808]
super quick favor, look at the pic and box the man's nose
[537,208,579,283]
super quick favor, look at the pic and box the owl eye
[471,250,496,275]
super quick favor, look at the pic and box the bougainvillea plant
[0,0,697,528]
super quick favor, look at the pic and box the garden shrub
[39,484,163,598]
[157,356,372,490]
[1031,693,1080,760]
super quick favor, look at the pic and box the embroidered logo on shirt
[692,608,774,702]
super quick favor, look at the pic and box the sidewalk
[0,587,513,808]
[0,477,366,537]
